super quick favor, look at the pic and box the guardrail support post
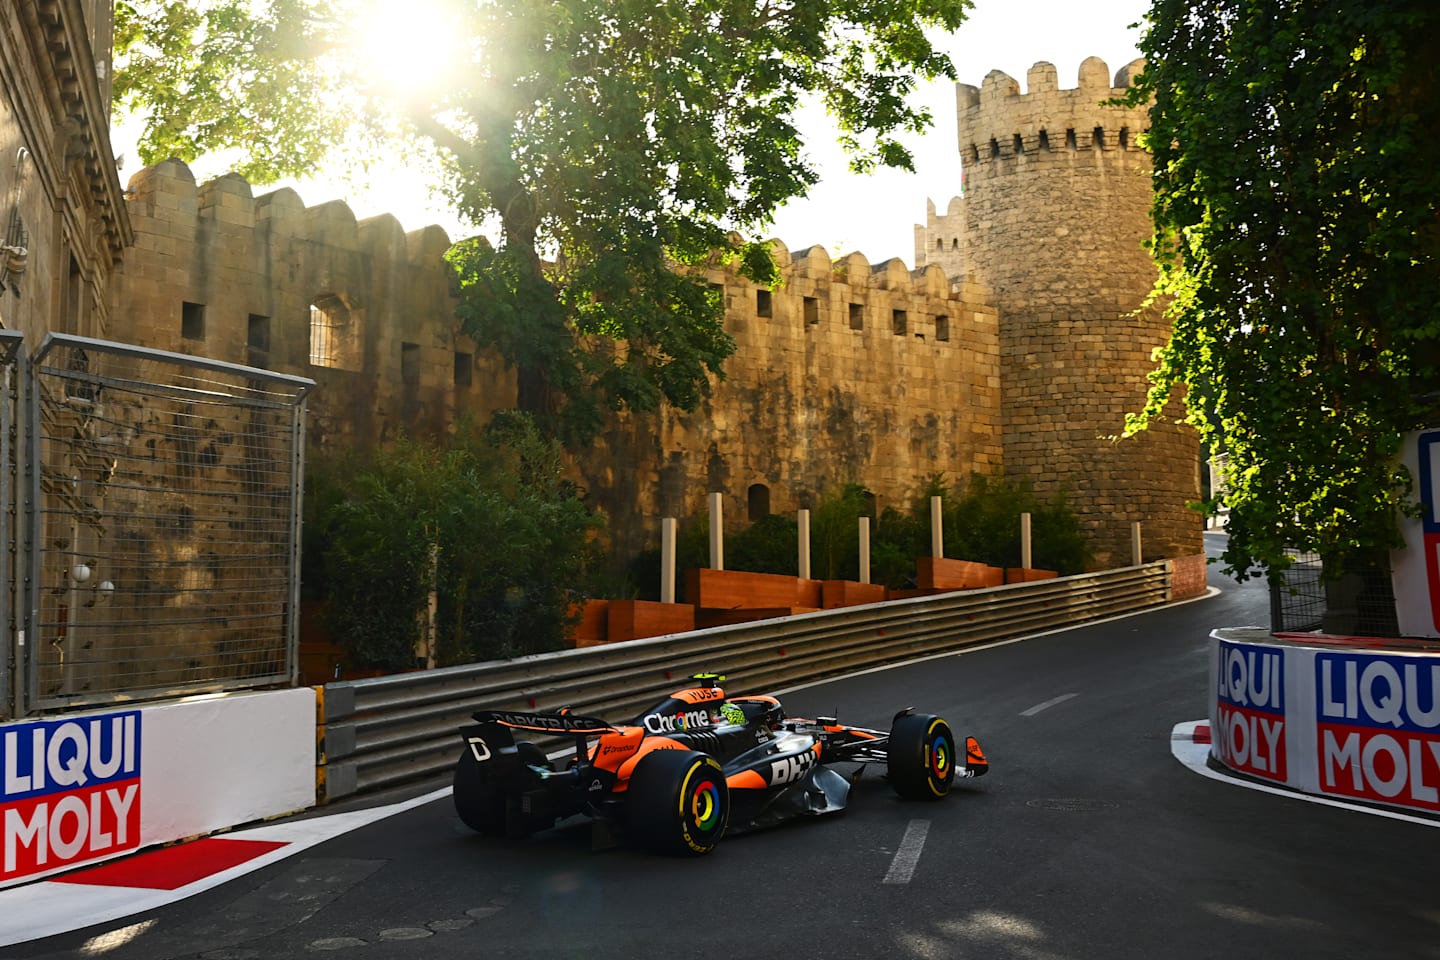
[661,517,677,603]
[1021,512,1032,569]
[798,508,811,580]
[708,492,724,570]
[859,517,871,584]
[930,495,943,558]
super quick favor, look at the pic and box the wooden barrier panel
[1005,568,1059,583]
[917,557,1004,590]
[569,599,610,647]
[685,568,821,609]
[821,580,888,608]
[607,600,696,643]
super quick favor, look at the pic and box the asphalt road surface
[8,531,1440,960]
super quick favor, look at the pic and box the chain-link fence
[1269,549,1326,632]
[1,331,22,720]
[1269,549,1399,637]
[24,334,312,711]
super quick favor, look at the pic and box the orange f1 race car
[453,674,988,855]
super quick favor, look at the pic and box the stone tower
[917,57,1201,567]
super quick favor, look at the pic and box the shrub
[304,414,602,671]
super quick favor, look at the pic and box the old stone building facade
[0,0,130,341]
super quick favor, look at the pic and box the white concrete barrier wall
[1211,628,1440,815]
[1,688,315,888]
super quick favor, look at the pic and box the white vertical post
[859,517,871,584]
[797,508,811,580]
[660,517,677,603]
[421,540,438,669]
[930,495,944,558]
[1131,521,1143,567]
[709,491,724,570]
[1020,512,1032,570]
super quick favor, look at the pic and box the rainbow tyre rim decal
[691,777,722,831]
[928,720,953,786]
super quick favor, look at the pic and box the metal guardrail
[317,561,1176,801]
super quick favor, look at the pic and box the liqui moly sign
[1316,652,1440,811]
[2,712,142,884]
[1214,642,1286,781]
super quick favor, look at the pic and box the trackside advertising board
[1391,428,1440,638]
[1211,630,1440,816]
[0,688,314,888]
[2,712,143,885]
[1213,641,1286,782]
[1315,651,1440,811]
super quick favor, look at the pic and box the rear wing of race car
[466,709,622,764]
[471,709,619,735]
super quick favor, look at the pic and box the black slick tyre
[626,749,729,856]
[453,740,506,835]
[887,713,957,800]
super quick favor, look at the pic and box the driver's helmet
[714,702,746,726]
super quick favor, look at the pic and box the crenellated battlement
[955,57,1150,170]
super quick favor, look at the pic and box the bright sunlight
[347,0,466,101]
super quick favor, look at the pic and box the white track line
[882,819,931,884]
[1020,693,1078,716]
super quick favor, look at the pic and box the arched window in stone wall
[1093,126,1106,149]
[1039,129,1050,151]
[748,483,770,522]
[309,294,359,370]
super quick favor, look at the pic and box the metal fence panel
[1269,549,1398,637]
[317,562,1174,800]
[0,331,21,720]
[25,334,313,710]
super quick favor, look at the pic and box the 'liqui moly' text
[1214,642,1286,781]
[1316,652,1440,812]
[1,712,142,884]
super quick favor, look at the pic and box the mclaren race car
[452,673,988,856]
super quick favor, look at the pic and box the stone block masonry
[918,57,1202,568]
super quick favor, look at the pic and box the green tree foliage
[304,415,600,670]
[112,0,972,441]
[1123,0,1440,583]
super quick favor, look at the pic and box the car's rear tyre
[888,713,956,800]
[453,740,549,836]
[453,740,506,835]
[626,749,729,856]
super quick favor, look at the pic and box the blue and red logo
[2,712,143,884]
[1214,642,1286,781]
[1315,651,1440,811]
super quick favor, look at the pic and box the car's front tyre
[887,713,956,800]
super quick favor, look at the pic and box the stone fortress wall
[917,57,1200,567]
[590,246,1003,563]
[110,160,516,452]
[106,56,1201,573]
